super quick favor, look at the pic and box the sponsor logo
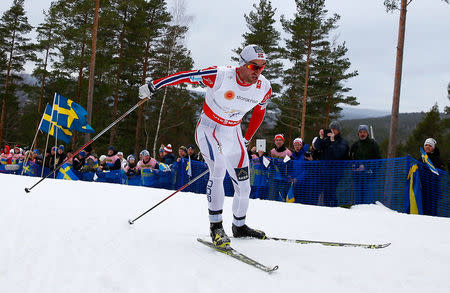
[236,95,258,104]
[257,53,264,58]
[224,90,235,100]
[256,80,262,89]
[189,76,203,82]
[235,167,249,181]
[253,46,264,54]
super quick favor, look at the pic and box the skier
[139,45,271,247]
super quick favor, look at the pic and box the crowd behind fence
[1,156,448,218]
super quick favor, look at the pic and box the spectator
[291,138,309,161]
[307,137,320,161]
[124,154,140,177]
[177,145,188,162]
[314,121,349,161]
[349,125,381,205]
[79,145,99,172]
[11,145,25,164]
[32,149,43,166]
[137,149,159,171]
[158,145,165,161]
[100,146,121,171]
[117,152,127,169]
[57,145,67,164]
[314,121,349,207]
[421,138,445,216]
[161,144,176,165]
[98,155,107,170]
[421,138,445,170]
[187,144,202,161]
[349,125,381,160]
[270,134,292,159]
[46,147,59,170]
[1,145,12,164]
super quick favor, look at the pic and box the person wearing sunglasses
[139,44,271,248]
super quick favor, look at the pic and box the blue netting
[2,156,448,217]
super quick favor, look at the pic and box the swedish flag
[407,164,423,214]
[39,104,73,143]
[286,183,295,203]
[52,93,95,133]
[420,147,439,175]
[56,163,79,180]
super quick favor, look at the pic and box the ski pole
[24,97,150,193]
[128,169,209,225]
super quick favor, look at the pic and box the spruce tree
[0,0,34,144]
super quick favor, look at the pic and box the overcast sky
[2,0,449,112]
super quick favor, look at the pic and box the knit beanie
[424,138,436,149]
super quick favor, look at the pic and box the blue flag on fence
[420,147,439,175]
[39,104,73,143]
[407,164,423,214]
[56,163,79,180]
[53,93,95,133]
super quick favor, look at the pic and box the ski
[261,236,391,249]
[197,238,278,273]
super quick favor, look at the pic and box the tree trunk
[135,39,150,155]
[300,36,312,140]
[152,51,173,158]
[0,28,16,145]
[109,5,128,145]
[85,0,100,143]
[387,0,407,158]
[35,45,51,147]
[72,12,88,149]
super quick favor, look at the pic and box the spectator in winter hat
[0,145,12,164]
[314,121,349,161]
[100,146,121,171]
[117,151,126,169]
[158,145,165,160]
[177,146,188,162]
[291,137,309,161]
[270,134,292,159]
[137,149,159,171]
[422,138,445,170]
[161,144,176,165]
[349,125,381,161]
[124,154,140,177]
[187,144,202,161]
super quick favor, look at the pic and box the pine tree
[0,0,34,144]
[310,42,358,129]
[33,3,61,126]
[132,0,172,154]
[277,0,340,142]
[399,104,442,157]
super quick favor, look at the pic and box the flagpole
[53,93,60,178]
[42,93,57,177]
[21,104,48,175]
[25,97,150,193]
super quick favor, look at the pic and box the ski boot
[210,222,231,249]
[232,224,266,239]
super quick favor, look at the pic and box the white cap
[117,151,123,156]
[424,138,436,149]
[239,44,266,66]
[293,137,303,145]
[99,155,106,161]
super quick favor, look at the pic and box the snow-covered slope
[1,174,449,293]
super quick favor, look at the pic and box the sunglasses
[246,63,266,71]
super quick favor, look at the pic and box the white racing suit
[152,66,271,226]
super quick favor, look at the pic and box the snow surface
[1,173,450,293]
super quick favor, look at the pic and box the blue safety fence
[1,156,448,217]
